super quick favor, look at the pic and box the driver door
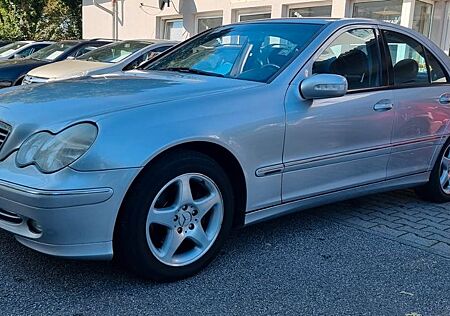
[282,26,395,202]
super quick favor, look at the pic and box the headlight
[16,123,98,173]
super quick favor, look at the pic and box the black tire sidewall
[115,151,234,281]
[433,142,450,200]
[417,140,450,203]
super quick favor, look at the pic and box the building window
[412,0,433,36]
[289,5,332,18]
[164,19,184,40]
[197,16,223,33]
[352,0,403,24]
[239,12,271,22]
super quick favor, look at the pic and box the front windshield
[146,23,323,82]
[78,41,151,63]
[0,42,28,57]
[29,42,77,61]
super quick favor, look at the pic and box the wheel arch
[14,75,26,86]
[114,141,248,237]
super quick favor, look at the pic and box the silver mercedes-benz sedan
[0,18,449,280]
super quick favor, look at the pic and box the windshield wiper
[161,67,225,78]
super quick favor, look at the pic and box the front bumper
[0,154,141,259]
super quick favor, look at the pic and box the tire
[415,140,450,203]
[114,150,234,281]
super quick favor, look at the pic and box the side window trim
[373,27,389,87]
[422,43,433,84]
[378,26,394,86]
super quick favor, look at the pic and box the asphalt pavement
[0,190,449,315]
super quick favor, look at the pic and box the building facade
[83,0,450,52]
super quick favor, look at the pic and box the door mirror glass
[300,74,348,99]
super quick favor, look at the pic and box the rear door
[382,28,450,178]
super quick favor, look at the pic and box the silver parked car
[23,40,178,84]
[0,18,449,281]
[0,41,54,60]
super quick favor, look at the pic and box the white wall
[82,0,450,52]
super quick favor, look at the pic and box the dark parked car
[0,39,111,88]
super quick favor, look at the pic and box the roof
[233,17,397,27]
[239,17,335,25]
[228,17,417,34]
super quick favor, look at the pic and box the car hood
[0,71,262,158]
[27,60,110,79]
[0,58,47,69]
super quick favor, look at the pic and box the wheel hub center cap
[177,210,193,227]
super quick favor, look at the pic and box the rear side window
[312,28,382,90]
[383,30,448,85]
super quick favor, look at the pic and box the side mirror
[13,54,22,59]
[66,56,76,60]
[300,74,348,100]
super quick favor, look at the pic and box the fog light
[27,219,43,234]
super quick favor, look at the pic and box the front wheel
[415,140,450,203]
[114,151,234,281]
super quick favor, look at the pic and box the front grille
[0,121,12,151]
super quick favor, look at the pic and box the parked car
[23,40,177,84]
[0,39,111,88]
[0,41,12,48]
[0,41,53,60]
[0,18,450,281]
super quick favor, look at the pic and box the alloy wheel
[145,173,224,267]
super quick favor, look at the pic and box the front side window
[147,23,323,83]
[383,30,429,85]
[198,17,223,33]
[289,5,332,18]
[312,28,382,90]
[352,0,403,24]
[78,41,151,63]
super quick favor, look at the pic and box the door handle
[373,99,394,112]
[439,93,450,105]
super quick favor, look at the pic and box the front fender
[70,85,287,211]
